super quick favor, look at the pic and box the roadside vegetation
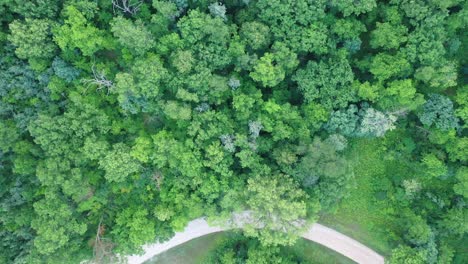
[146,232,354,264]
[0,0,466,263]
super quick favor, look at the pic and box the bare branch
[91,217,117,264]
[112,0,143,16]
[152,171,164,190]
[81,65,114,95]
[386,107,410,117]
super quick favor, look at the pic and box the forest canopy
[0,0,466,263]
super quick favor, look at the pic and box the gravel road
[126,216,384,264]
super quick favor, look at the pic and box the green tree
[51,57,81,83]
[240,21,271,50]
[246,245,295,264]
[353,81,381,102]
[454,86,468,126]
[163,100,192,120]
[418,94,459,131]
[370,22,408,50]
[453,166,468,198]
[421,153,447,178]
[324,105,359,136]
[113,54,168,113]
[292,55,355,109]
[377,79,424,111]
[0,0,466,262]
[294,137,353,209]
[28,95,111,157]
[299,22,329,55]
[446,137,467,162]
[206,234,298,264]
[177,9,232,70]
[332,18,365,53]
[258,100,309,142]
[254,0,331,54]
[81,136,109,161]
[170,50,194,74]
[369,52,412,81]
[111,207,156,253]
[31,193,87,255]
[0,121,19,152]
[250,53,285,87]
[243,174,308,246]
[330,0,376,16]
[111,17,155,56]
[4,0,60,18]
[302,103,329,132]
[404,215,432,246]
[437,208,468,237]
[53,6,112,56]
[8,19,56,68]
[414,63,458,92]
[150,0,178,37]
[99,143,141,183]
[358,108,397,137]
[250,42,298,87]
[389,245,426,264]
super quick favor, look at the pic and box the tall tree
[243,174,308,246]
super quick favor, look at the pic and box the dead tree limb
[92,217,117,263]
[112,0,143,15]
[152,171,164,190]
[81,65,114,95]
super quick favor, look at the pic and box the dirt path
[303,224,384,264]
[126,217,384,264]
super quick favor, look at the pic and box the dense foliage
[0,0,466,263]
[205,233,305,264]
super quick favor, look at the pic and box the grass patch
[144,232,226,264]
[287,238,355,264]
[319,138,396,257]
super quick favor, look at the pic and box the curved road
[126,217,384,264]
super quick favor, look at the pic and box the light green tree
[358,108,397,137]
[99,143,141,182]
[111,17,154,56]
[53,6,112,56]
[378,79,424,111]
[250,42,298,87]
[8,18,56,68]
[389,245,426,264]
[111,207,156,254]
[240,21,271,50]
[31,193,87,255]
[370,53,412,81]
[330,0,376,16]
[370,22,408,50]
[243,174,308,246]
[421,153,447,178]
[453,166,468,198]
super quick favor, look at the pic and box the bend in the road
[126,217,384,264]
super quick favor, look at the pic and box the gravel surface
[126,216,384,264]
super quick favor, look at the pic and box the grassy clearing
[287,238,355,264]
[144,232,226,264]
[319,138,395,257]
